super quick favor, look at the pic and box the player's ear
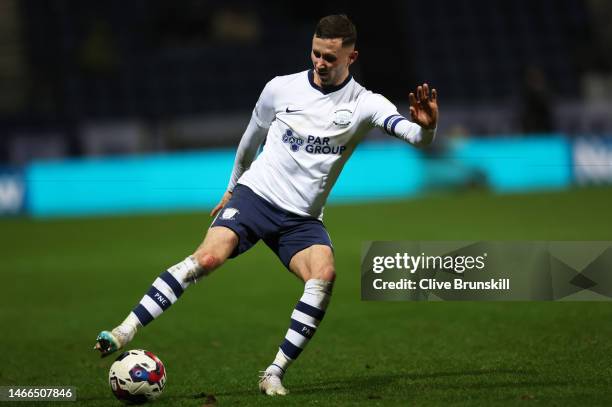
[348,50,358,66]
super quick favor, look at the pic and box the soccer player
[95,14,438,396]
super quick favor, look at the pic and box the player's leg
[94,226,238,357]
[260,244,335,396]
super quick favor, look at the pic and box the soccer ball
[108,349,167,404]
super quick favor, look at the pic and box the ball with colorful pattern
[108,349,167,404]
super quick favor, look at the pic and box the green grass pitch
[2,187,612,406]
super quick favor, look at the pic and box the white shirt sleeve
[226,115,268,192]
[364,93,435,147]
[226,78,279,192]
[252,77,278,129]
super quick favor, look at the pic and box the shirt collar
[308,69,352,94]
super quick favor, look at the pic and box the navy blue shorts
[210,184,333,269]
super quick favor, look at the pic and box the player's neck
[314,70,350,88]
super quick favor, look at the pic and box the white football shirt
[227,69,434,220]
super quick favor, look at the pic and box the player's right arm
[211,78,278,217]
[210,190,233,217]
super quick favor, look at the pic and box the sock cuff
[304,278,334,295]
[168,256,202,288]
[186,255,199,268]
[302,279,333,311]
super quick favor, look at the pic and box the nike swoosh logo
[285,107,303,113]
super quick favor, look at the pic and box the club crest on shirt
[221,207,239,220]
[282,129,304,152]
[333,109,352,127]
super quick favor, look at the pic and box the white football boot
[258,366,288,396]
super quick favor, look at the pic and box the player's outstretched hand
[409,83,438,130]
[210,191,233,217]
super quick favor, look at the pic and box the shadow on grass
[207,368,567,399]
[290,368,567,396]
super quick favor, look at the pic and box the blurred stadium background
[0,0,611,216]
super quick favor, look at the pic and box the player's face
[311,36,358,87]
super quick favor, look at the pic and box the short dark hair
[314,14,357,47]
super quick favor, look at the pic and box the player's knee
[313,265,336,282]
[195,252,220,271]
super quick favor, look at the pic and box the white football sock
[269,279,334,376]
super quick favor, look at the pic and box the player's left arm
[368,83,438,147]
[408,83,438,132]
